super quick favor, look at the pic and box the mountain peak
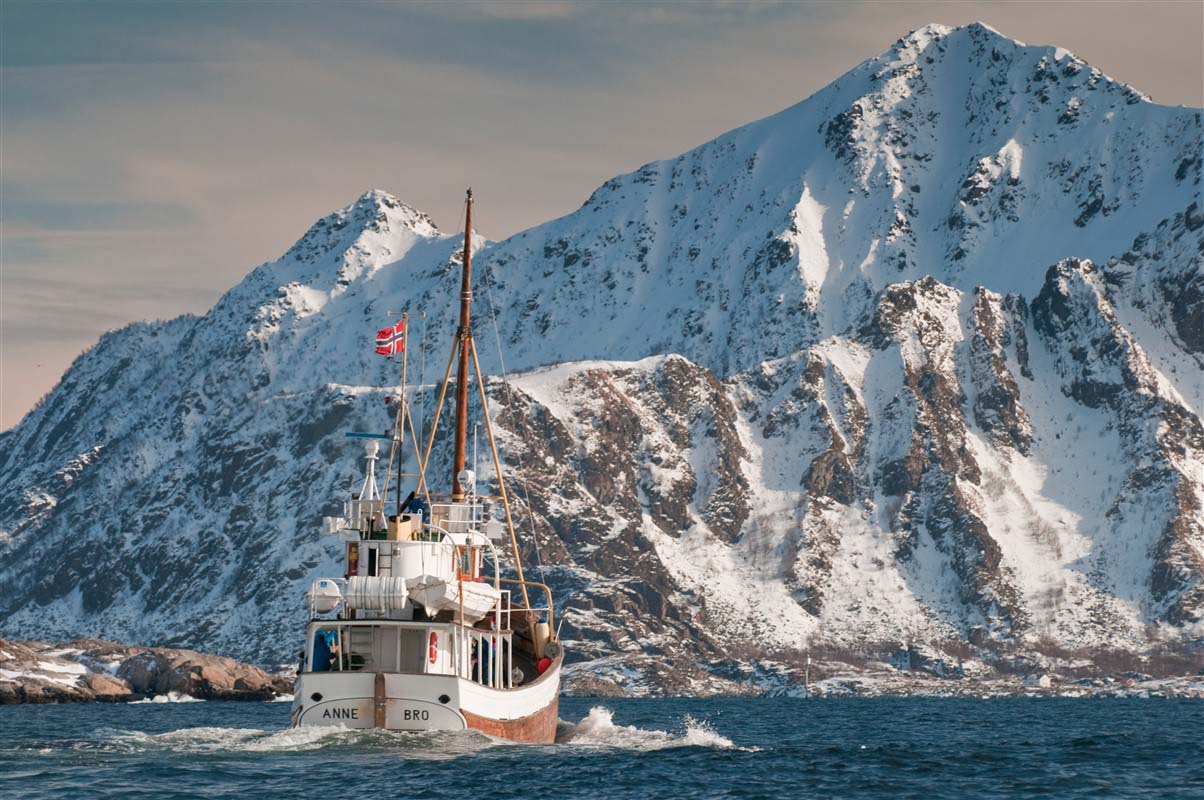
[884,20,1075,70]
[880,21,1100,79]
[353,188,437,228]
[897,21,955,45]
[281,189,440,267]
[895,21,1026,51]
[342,189,440,238]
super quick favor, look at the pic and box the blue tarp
[312,630,334,672]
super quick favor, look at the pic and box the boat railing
[387,523,503,595]
[492,576,556,632]
[498,589,511,632]
[429,501,483,538]
[462,625,511,689]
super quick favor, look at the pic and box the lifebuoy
[428,631,438,664]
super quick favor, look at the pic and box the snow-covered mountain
[2,23,1201,690]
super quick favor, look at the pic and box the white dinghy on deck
[407,575,501,624]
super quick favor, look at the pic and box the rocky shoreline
[560,643,1204,700]
[802,672,1204,699]
[0,638,292,704]
[562,666,1204,700]
[3,637,1201,704]
[560,670,1204,700]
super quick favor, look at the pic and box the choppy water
[1,697,1201,799]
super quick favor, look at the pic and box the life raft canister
[428,631,438,664]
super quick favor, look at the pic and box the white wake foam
[94,706,744,754]
[100,724,496,756]
[557,706,746,750]
[129,692,202,704]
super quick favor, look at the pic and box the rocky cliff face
[1,23,1200,694]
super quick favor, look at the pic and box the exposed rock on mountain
[1,23,1200,694]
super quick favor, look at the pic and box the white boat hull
[290,657,561,742]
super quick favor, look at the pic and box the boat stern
[292,671,467,731]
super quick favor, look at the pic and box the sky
[2,1,1202,430]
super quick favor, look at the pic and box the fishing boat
[290,190,563,742]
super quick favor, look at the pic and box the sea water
[1,697,1201,799]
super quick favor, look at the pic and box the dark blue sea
[1,697,1201,799]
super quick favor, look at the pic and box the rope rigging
[476,206,548,588]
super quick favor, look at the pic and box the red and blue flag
[374,320,405,356]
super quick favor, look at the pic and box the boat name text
[322,707,359,720]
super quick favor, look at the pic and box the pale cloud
[422,1,586,21]
[2,0,1201,428]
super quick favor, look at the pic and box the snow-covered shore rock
[0,639,292,704]
[561,642,1204,698]
[3,634,1196,704]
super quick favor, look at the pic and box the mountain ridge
[1,23,1200,694]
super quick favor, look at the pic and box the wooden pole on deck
[452,189,473,501]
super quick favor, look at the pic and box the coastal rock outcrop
[0,638,292,704]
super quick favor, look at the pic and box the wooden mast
[452,189,473,501]
[430,189,538,616]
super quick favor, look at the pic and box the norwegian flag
[375,319,405,356]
